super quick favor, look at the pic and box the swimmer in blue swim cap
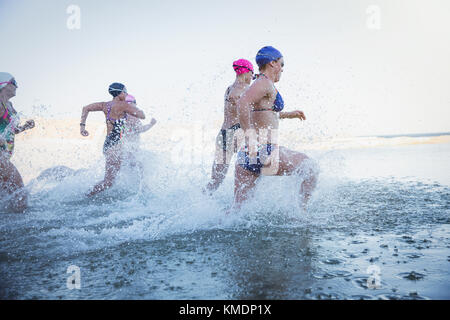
[233,46,319,211]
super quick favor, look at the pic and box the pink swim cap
[233,59,254,75]
[126,94,136,104]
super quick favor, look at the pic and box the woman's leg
[0,156,28,212]
[207,163,230,193]
[273,146,319,207]
[233,162,259,207]
[206,130,233,193]
[87,147,122,197]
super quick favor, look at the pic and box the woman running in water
[124,94,157,154]
[234,46,319,209]
[122,94,156,174]
[205,59,254,194]
[0,72,35,212]
[80,83,145,197]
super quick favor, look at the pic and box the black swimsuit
[220,123,241,151]
[220,87,241,153]
[103,102,127,154]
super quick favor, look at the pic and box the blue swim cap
[255,46,283,68]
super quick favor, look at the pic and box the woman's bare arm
[279,110,306,120]
[81,102,104,124]
[136,118,157,134]
[124,103,145,120]
[80,102,104,136]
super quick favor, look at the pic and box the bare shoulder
[229,84,248,101]
[247,77,272,99]
[122,101,139,111]
[116,100,128,107]
[113,100,130,112]
[259,76,274,92]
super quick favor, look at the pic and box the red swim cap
[233,59,254,75]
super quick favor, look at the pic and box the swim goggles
[0,79,18,88]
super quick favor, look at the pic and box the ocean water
[0,134,449,300]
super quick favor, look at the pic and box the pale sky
[1,0,449,136]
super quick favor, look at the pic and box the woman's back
[104,101,128,134]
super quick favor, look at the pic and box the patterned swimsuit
[237,77,285,174]
[0,102,19,158]
[103,102,127,154]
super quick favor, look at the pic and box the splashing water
[0,137,449,299]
